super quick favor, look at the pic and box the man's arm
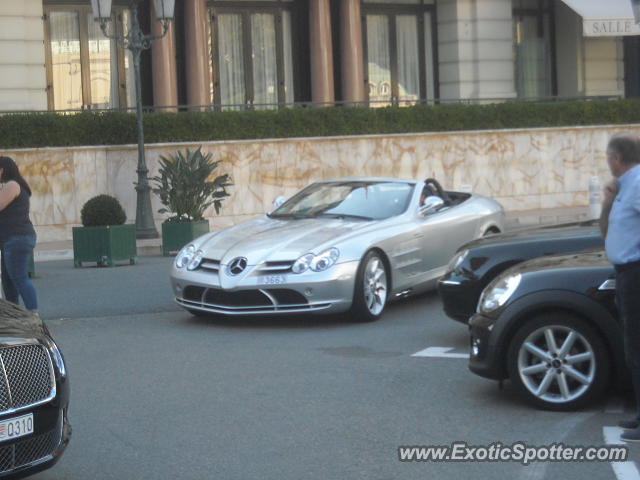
[600,179,618,238]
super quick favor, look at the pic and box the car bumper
[468,312,506,380]
[437,276,481,323]
[170,261,359,316]
[0,404,70,480]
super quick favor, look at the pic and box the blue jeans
[0,234,38,311]
[616,263,640,418]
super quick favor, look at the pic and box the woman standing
[0,156,38,312]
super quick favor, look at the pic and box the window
[210,1,297,109]
[513,0,556,99]
[44,5,135,111]
[363,1,436,107]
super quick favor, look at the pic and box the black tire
[349,250,389,322]
[506,313,610,411]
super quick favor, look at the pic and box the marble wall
[3,124,631,242]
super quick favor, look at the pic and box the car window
[270,181,413,220]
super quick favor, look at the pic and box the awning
[560,0,640,37]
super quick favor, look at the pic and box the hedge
[1,99,640,149]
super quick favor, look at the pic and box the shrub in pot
[72,194,137,267]
[152,147,232,255]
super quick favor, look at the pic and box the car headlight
[478,273,521,313]
[310,248,340,272]
[187,250,204,271]
[447,249,468,272]
[43,337,66,377]
[292,253,315,274]
[292,248,340,274]
[176,244,196,269]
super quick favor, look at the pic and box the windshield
[269,181,414,220]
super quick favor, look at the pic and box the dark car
[0,300,70,479]
[438,220,602,323]
[468,249,624,411]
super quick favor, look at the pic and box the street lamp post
[90,0,175,239]
[632,0,640,24]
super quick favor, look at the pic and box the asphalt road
[24,257,640,480]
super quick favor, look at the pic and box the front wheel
[350,250,389,322]
[506,313,610,411]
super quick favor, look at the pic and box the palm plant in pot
[152,147,232,255]
[72,194,137,267]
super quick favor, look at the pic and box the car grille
[197,258,294,275]
[199,259,220,273]
[181,286,327,313]
[256,261,294,274]
[0,414,61,473]
[0,345,55,414]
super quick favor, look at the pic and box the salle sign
[583,18,640,37]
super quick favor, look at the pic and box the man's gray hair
[608,132,640,165]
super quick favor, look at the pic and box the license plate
[263,275,285,285]
[0,414,34,443]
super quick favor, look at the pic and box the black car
[0,300,70,478]
[468,249,625,411]
[438,220,602,323]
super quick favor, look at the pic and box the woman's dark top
[0,184,36,243]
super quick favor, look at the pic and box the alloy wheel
[363,256,387,315]
[517,325,596,404]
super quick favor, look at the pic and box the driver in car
[419,183,439,206]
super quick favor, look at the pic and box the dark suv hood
[507,248,611,275]
[0,300,47,339]
[464,220,601,250]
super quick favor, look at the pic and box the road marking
[411,346,469,359]
[603,427,640,480]
[606,397,626,414]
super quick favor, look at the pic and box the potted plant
[72,194,137,267]
[152,147,232,256]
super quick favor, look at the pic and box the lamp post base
[135,226,160,240]
[135,184,159,239]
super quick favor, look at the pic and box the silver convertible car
[170,178,504,321]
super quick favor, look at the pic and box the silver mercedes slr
[170,177,504,321]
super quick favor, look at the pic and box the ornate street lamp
[90,0,175,239]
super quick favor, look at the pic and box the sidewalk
[32,206,594,263]
[34,238,163,262]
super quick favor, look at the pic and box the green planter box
[162,220,210,256]
[72,224,137,267]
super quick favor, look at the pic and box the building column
[309,0,334,105]
[150,3,178,110]
[184,0,212,109]
[437,0,515,101]
[340,0,365,105]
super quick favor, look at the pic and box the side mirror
[419,196,444,216]
[267,196,287,216]
[272,196,286,208]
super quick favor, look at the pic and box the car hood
[507,248,611,275]
[464,220,600,249]
[0,300,47,339]
[196,216,375,264]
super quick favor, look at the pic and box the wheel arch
[482,225,501,235]
[492,291,625,388]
